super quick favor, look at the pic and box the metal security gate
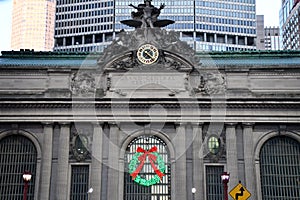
[0,135,37,200]
[124,134,171,200]
[260,136,300,199]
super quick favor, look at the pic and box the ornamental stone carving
[192,72,226,95]
[71,72,96,97]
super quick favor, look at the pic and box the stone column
[225,34,228,44]
[174,123,187,200]
[107,123,120,200]
[39,122,54,200]
[192,123,204,200]
[56,123,70,200]
[242,123,256,200]
[204,33,207,42]
[226,123,238,191]
[90,123,103,200]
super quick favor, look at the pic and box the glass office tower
[54,0,256,52]
[280,0,300,50]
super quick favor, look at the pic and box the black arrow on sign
[235,187,245,200]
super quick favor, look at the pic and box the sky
[0,0,282,52]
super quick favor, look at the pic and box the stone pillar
[63,37,66,46]
[107,123,120,200]
[90,123,103,200]
[39,122,54,200]
[235,36,239,45]
[174,123,187,200]
[245,36,248,46]
[192,123,204,200]
[72,37,75,45]
[242,123,256,200]
[226,123,238,191]
[214,34,217,43]
[204,33,207,42]
[225,34,228,44]
[56,123,70,200]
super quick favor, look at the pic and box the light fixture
[23,171,32,200]
[221,172,230,200]
[221,172,230,183]
[191,187,196,194]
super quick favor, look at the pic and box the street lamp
[23,171,32,200]
[191,188,196,200]
[87,187,93,200]
[221,172,230,200]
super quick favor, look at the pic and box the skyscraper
[280,0,300,50]
[11,0,56,51]
[256,15,265,50]
[264,27,281,50]
[54,0,256,52]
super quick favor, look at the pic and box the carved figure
[129,0,165,28]
[121,0,174,28]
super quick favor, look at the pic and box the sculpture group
[121,0,174,28]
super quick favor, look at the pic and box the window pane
[206,166,224,200]
[0,135,37,200]
[124,134,171,200]
[260,136,300,199]
[70,165,90,200]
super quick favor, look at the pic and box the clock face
[137,44,159,65]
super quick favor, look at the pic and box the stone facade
[0,28,300,200]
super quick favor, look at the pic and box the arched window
[0,135,37,200]
[260,136,300,199]
[124,134,171,200]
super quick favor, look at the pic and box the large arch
[119,128,176,200]
[254,131,300,200]
[0,130,41,200]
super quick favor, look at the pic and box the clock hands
[144,50,155,60]
[137,44,159,64]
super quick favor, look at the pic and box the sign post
[229,182,251,200]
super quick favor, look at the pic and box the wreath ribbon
[130,146,165,180]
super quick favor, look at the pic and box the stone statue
[121,0,174,28]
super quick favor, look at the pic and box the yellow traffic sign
[229,183,251,200]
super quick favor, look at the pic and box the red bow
[130,146,165,180]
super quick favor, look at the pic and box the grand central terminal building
[0,26,300,200]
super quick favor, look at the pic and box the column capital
[225,122,237,127]
[242,122,255,128]
[42,122,54,126]
[91,122,104,126]
[58,122,71,126]
[191,122,204,127]
[174,122,187,127]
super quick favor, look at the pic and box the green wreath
[128,146,166,187]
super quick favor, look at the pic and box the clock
[137,44,159,64]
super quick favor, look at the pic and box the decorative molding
[191,72,226,95]
[71,72,96,97]
[1,102,300,109]
[70,127,91,162]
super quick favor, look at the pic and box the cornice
[0,101,300,109]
